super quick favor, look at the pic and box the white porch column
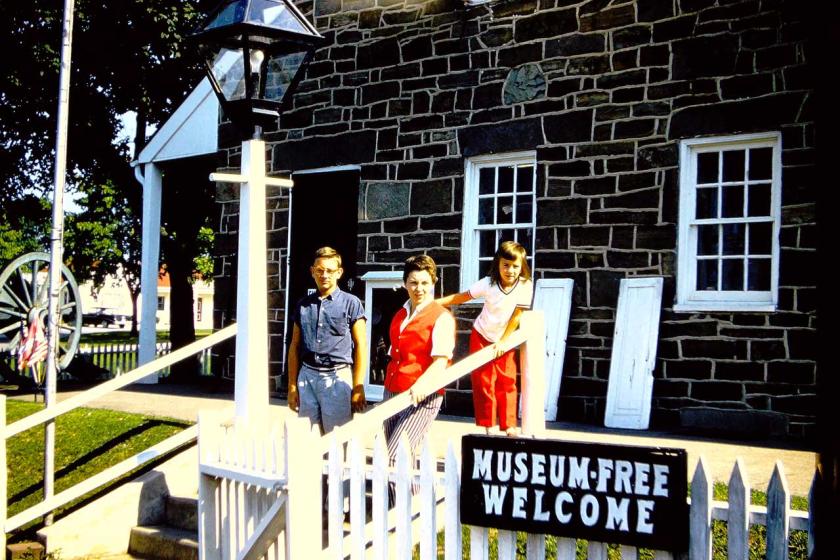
[138,162,162,383]
[234,139,269,423]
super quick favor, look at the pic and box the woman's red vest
[384,302,448,394]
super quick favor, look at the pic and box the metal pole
[44,0,75,525]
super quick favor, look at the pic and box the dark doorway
[287,169,361,332]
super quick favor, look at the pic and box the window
[676,133,781,312]
[196,298,203,321]
[157,296,166,311]
[461,151,537,289]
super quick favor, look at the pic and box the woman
[383,255,455,497]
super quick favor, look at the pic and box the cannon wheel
[0,252,82,370]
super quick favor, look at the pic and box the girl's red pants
[469,328,518,430]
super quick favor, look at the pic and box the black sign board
[460,435,688,551]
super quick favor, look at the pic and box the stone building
[210,0,818,441]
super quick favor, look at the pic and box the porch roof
[133,78,219,166]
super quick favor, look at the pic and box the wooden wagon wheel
[0,252,82,370]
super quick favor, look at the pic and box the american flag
[18,316,48,370]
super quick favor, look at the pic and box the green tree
[0,0,210,342]
[65,180,144,335]
[0,196,50,263]
[158,158,217,382]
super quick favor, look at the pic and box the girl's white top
[469,276,534,342]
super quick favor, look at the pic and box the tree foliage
[0,0,211,333]
[0,0,207,201]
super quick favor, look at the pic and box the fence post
[444,441,461,560]
[1,395,7,554]
[689,457,712,560]
[285,417,322,558]
[519,310,546,437]
[766,462,790,560]
[197,410,222,560]
[727,460,750,560]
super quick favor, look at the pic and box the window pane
[697,259,718,290]
[497,196,514,224]
[722,223,745,255]
[697,225,718,256]
[479,230,496,259]
[696,187,718,219]
[499,166,514,193]
[749,147,772,180]
[722,259,744,290]
[516,228,533,254]
[498,229,516,244]
[517,165,534,192]
[697,152,718,184]
[479,168,495,195]
[478,198,494,225]
[722,185,744,218]
[747,258,771,291]
[722,150,745,182]
[748,222,772,255]
[748,183,771,216]
[515,196,533,224]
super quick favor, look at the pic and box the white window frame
[461,150,537,291]
[675,132,782,312]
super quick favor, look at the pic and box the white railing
[0,324,237,551]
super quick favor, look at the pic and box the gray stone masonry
[214,0,817,441]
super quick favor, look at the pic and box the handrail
[320,320,532,453]
[5,324,237,438]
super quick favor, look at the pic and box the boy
[287,247,367,432]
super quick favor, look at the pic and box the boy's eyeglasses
[313,267,339,276]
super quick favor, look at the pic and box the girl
[438,241,533,436]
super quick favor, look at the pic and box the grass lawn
[4,399,191,529]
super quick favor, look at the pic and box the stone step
[165,495,198,532]
[128,526,198,560]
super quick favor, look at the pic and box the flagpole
[44,0,75,526]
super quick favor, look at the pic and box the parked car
[82,307,129,328]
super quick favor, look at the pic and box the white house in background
[154,272,215,331]
[79,271,214,331]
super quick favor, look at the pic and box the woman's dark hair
[488,241,531,285]
[403,254,438,284]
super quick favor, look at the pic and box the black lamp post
[191,0,324,136]
[190,0,323,423]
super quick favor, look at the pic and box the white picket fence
[198,413,813,560]
[197,311,812,560]
[4,341,214,378]
[77,341,176,376]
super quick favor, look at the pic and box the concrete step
[128,526,198,560]
[165,495,198,532]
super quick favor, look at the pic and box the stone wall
[215,0,818,440]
